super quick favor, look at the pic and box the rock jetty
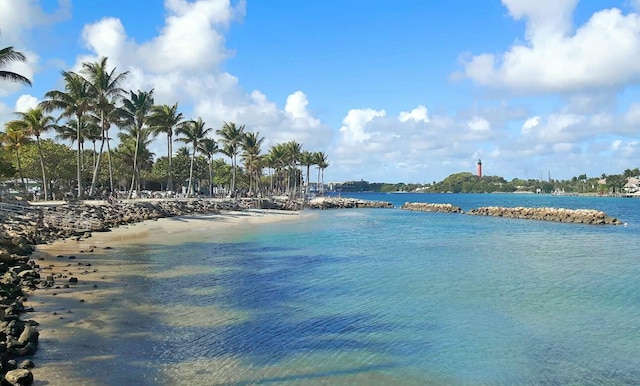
[466,206,622,225]
[401,202,463,213]
[307,197,393,209]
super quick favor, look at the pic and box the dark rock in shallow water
[2,368,33,386]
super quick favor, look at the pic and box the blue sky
[2,0,640,183]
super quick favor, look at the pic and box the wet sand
[27,209,305,385]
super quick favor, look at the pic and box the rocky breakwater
[401,202,463,213]
[0,238,41,385]
[466,206,622,225]
[307,197,394,209]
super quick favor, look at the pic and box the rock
[2,369,33,386]
[17,360,33,370]
[401,202,463,213]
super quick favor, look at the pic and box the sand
[26,209,307,385]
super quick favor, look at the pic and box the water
[38,194,640,385]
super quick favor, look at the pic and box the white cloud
[458,3,640,94]
[14,95,39,113]
[284,91,321,129]
[398,105,429,123]
[339,108,385,144]
[522,116,540,133]
[467,117,490,132]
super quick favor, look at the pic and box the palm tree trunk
[76,116,83,200]
[167,133,173,193]
[128,129,141,199]
[14,149,26,195]
[90,113,107,197]
[188,149,195,197]
[106,129,114,192]
[36,136,48,201]
[208,158,213,196]
[231,153,237,195]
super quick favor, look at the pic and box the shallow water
[34,194,640,385]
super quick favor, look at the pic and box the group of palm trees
[1,41,329,201]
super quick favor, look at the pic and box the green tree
[216,121,245,195]
[120,89,154,198]
[198,137,218,196]
[1,126,32,193]
[299,150,314,198]
[176,117,212,196]
[148,103,183,193]
[40,71,92,199]
[314,151,329,195]
[0,36,31,86]
[242,131,264,195]
[81,57,129,196]
[6,108,57,200]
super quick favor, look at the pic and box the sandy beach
[26,209,306,385]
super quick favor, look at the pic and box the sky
[2,0,640,184]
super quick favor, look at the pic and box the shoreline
[28,209,308,384]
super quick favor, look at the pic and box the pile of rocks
[307,197,394,209]
[466,206,621,225]
[401,202,463,213]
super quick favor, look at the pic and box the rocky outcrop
[307,197,393,209]
[466,206,622,225]
[401,202,463,213]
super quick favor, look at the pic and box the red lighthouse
[477,159,482,178]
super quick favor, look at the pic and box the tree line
[0,49,329,201]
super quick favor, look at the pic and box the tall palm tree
[242,131,264,196]
[6,108,57,200]
[299,150,314,199]
[313,151,329,195]
[266,143,287,195]
[216,121,245,195]
[40,71,92,199]
[0,36,31,86]
[198,137,218,196]
[81,57,129,196]
[117,126,155,194]
[148,103,183,193]
[284,141,302,198]
[121,89,154,199]
[176,117,212,197]
[1,126,31,194]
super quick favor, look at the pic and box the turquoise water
[43,194,640,384]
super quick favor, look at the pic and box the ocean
[36,193,640,385]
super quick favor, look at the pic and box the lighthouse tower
[477,159,483,178]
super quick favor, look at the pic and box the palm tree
[284,141,302,198]
[117,126,155,194]
[176,117,212,197]
[40,71,92,199]
[198,138,218,196]
[314,151,328,195]
[266,144,287,195]
[148,103,183,193]
[81,57,129,196]
[216,121,245,195]
[242,131,264,196]
[299,150,314,199]
[6,108,57,200]
[1,126,31,194]
[0,36,31,86]
[121,89,154,198]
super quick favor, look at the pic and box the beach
[27,209,305,385]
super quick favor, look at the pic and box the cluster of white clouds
[2,0,640,182]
